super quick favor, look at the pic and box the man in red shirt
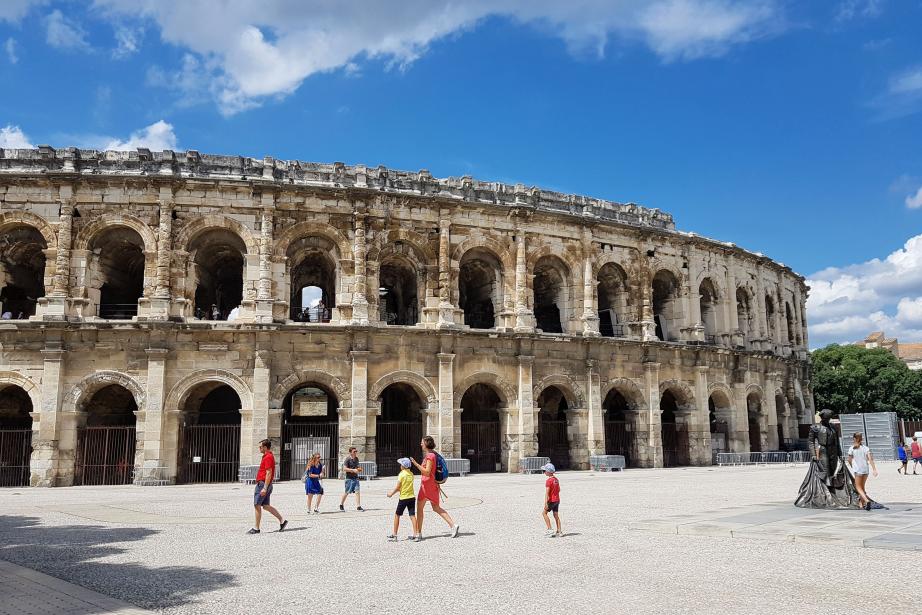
[541,462,562,538]
[911,436,922,475]
[248,439,288,534]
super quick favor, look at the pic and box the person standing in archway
[411,435,459,541]
[248,439,288,534]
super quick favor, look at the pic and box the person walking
[248,439,288,534]
[339,446,365,512]
[411,435,459,541]
[541,462,562,537]
[898,442,909,475]
[847,432,878,510]
[911,436,922,475]
[386,457,417,541]
[304,452,325,514]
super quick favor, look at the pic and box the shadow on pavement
[0,515,236,611]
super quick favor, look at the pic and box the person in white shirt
[847,432,878,510]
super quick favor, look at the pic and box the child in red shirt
[541,462,562,537]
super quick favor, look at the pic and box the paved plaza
[1,465,919,614]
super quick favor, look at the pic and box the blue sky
[1,0,921,347]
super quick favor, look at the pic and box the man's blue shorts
[344,478,360,494]
[254,481,272,506]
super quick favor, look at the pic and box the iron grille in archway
[75,426,136,485]
[0,428,32,487]
[177,424,240,484]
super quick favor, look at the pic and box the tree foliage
[811,344,922,419]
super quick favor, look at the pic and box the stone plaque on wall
[292,388,328,417]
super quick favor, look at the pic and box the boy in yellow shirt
[386,457,417,541]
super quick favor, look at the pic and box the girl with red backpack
[411,435,460,541]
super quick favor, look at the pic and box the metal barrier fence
[715,451,812,466]
[238,464,280,484]
[589,454,626,472]
[520,456,551,474]
[444,458,470,476]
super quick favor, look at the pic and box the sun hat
[541,463,556,473]
[398,457,412,469]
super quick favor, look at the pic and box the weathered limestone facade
[0,147,813,487]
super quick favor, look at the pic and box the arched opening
[289,239,335,322]
[776,393,790,449]
[603,388,634,467]
[765,295,776,342]
[597,263,630,338]
[459,249,502,329]
[0,225,47,319]
[660,390,690,467]
[0,385,33,487]
[190,230,245,321]
[785,302,796,346]
[536,386,571,471]
[699,278,719,343]
[460,383,502,473]
[376,383,424,476]
[747,392,763,453]
[708,391,732,458]
[177,383,241,483]
[533,256,568,333]
[736,287,753,345]
[281,384,339,480]
[75,384,137,485]
[88,227,145,319]
[652,270,681,342]
[379,257,419,326]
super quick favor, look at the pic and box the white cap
[398,457,411,469]
[541,463,556,473]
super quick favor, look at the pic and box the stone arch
[0,370,41,411]
[532,374,585,408]
[367,228,436,266]
[601,377,646,412]
[648,259,686,289]
[707,382,734,408]
[62,370,146,414]
[175,215,258,255]
[773,387,789,416]
[165,369,253,413]
[526,242,580,275]
[368,370,437,409]
[273,221,352,261]
[451,236,514,271]
[453,371,517,407]
[0,211,57,249]
[659,379,696,411]
[73,212,158,253]
[746,383,766,406]
[270,370,350,409]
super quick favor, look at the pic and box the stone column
[800,294,810,351]
[138,347,168,482]
[349,351,370,455]
[774,283,785,353]
[581,237,600,336]
[690,366,712,465]
[351,213,370,325]
[30,348,66,486]
[148,200,173,320]
[726,256,740,346]
[255,204,275,323]
[516,355,536,468]
[639,267,657,341]
[436,218,458,328]
[642,361,661,468]
[241,349,272,467]
[684,255,704,342]
[732,383,752,452]
[43,200,73,319]
[436,353,456,454]
[513,233,535,332]
[586,360,604,457]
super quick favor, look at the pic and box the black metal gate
[376,420,422,477]
[75,426,136,486]
[538,417,570,470]
[281,421,338,480]
[748,417,762,453]
[177,424,240,484]
[604,420,632,466]
[661,422,689,467]
[461,421,501,473]
[0,429,32,487]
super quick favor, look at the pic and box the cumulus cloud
[45,9,91,51]
[807,234,922,348]
[103,120,177,151]
[4,38,17,64]
[94,0,784,115]
[112,24,142,58]
[907,187,922,209]
[872,65,922,120]
[0,0,45,23]
[0,125,34,148]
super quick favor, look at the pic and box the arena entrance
[177,384,241,484]
[708,392,732,458]
[536,386,571,471]
[460,383,503,473]
[281,384,339,480]
[459,249,502,329]
[375,383,424,476]
[747,392,763,453]
[190,229,245,321]
[660,390,690,467]
[603,388,634,467]
[0,224,47,319]
[0,385,33,487]
[75,385,137,486]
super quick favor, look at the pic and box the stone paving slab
[629,501,922,551]
[0,559,150,615]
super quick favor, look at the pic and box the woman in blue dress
[304,452,325,514]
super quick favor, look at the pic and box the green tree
[811,344,922,419]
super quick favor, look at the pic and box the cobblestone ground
[0,464,917,615]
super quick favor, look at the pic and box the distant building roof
[855,331,922,370]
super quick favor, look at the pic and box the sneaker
[386,534,397,542]
[313,509,320,515]
[279,520,288,532]
[357,506,365,512]
[247,528,260,534]
[406,535,417,541]
[451,524,460,538]
[413,535,422,542]
[555,531,563,538]
[545,529,556,538]
[339,505,345,512]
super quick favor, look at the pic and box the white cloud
[835,0,883,22]
[45,9,90,51]
[0,125,34,148]
[112,24,142,58]
[890,67,922,95]
[907,187,922,209]
[807,234,922,347]
[103,120,177,151]
[95,0,784,115]
[0,0,45,23]
[873,66,922,120]
[4,38,17,64]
